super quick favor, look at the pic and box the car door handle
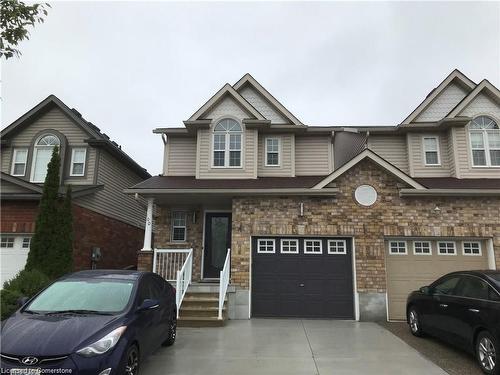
[468,308,480,313]
[439,304,448,308]
[299,283,304,287]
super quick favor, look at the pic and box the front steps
[178,285,229,327]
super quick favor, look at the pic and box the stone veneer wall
[231,159,500,294]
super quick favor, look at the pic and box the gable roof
[188,83,265,121]
[447,79,500,117]
[312,148,426,190]
[401,69,476,125]
[1,95,150,179]
[233,73,303,125]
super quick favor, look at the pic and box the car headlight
[76,326,127,357]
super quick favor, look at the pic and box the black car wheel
[476,331,499,375]
[408,307,424,337]
[125,345,140,375]
[162,312,177,347]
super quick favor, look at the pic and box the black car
[1,270,177,375]
[407,270,500,375]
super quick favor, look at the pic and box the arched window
[212,119,242,167]
[31,134,60,182]
[469,116,500,167]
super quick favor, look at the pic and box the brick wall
[231,159,500,291]
[1,200,38,233]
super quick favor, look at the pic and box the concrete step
[187,283,236,294]
[178,316,226,327]
[180,306,227,318]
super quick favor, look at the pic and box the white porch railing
[153,249,193,318]
[218,248,231,320]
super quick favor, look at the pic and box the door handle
[299,283,304,287]
[439,304,448,308]
[468,308,480,313]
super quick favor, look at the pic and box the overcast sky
[2,1,499,174]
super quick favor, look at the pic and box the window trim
[327,239,347,254]
[412,241,432,256]
[211,119,243,169]
[257,238,275,254]
[22,237,31,249]
[304,239,322,255]
[171,211,187,242]
[462,241,482,256]
[69,148,87,177]
[10,148,28,177]
[469,116,500,168]
[422,135,441,166]
[389,241,407,255]
[437,241,457,256]
[264,137,281,167]
[280,238,298,254]
[0,237,15,248]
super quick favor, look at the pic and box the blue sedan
[1,270,177,375]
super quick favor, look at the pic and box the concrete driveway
[141,319,447,375]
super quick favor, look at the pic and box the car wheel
[125,344,140,375]
[408,307,424,337]
[162,311,177,347]
[476,331,499,375]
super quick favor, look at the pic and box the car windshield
[26,279,135,314]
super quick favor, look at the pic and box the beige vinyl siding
[75,150,146,228]
[203,96,252,122]
[1,148,12,174]
[414,82,469,122]
[196,128,257,179]
[0,180,34,194]
[454,93,500,178]
[64,147,97,185]
[295,136,332,176]
[447,130,456,177]
[164,137,197,176]
[257,134,294,177]
[238,85,288,124]
[367,135,409,173]
[407,133,451,177]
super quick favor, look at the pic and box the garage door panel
[386,239,490,320]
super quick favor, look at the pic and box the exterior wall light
[299,202,304,217]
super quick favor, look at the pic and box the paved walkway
[141,319,447,375]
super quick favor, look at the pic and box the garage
[0,235,31,286]
[386,238,490,321]
[251,236,354,319]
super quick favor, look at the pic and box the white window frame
[280,239,298,254]
[422,136,441,166]
[413,241,432,256]
[462,241,482,256]
[257,238,275,253]
[265,137,280,167]
[171,211,187,242]
[30,134,60,183]
[11,148,29,177]
[469,116,500,168]
[0,237,15,248]
[70,148,87,177]
[211,119,243,169]
[304,239,322,255]
[389,241,407,255]
[22,237,31,249]
[438,241,457,256]
[328,239,347,254]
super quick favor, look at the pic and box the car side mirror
[137,299,159,312]
[17,296,29,308]
[419,286,432,295]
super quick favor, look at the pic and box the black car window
[456,276,489,300]
[149,276,163,300]
[137,276,154,306]
[489,287,500,302]
[432,276,460,295]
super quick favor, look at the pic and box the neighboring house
[0,95,150,285]
[127,70,500,322]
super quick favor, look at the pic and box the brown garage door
[386,238,490,320]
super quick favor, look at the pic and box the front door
[203,213,231,279]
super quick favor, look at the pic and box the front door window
[203,213,231,279]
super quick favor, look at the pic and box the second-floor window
[31,134,60,183]
[213,118,242,168]
[70,148,87,176]
[470,116,500,167]
[11,149,28,176]
[423,136,440,166]
[265,137,280,166]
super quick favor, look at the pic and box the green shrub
[1,269,51,320]
[1,289,23,321]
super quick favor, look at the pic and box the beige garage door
[386,239,490,321]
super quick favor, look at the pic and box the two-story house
[0,95,150,285]
[127,70,500,322]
